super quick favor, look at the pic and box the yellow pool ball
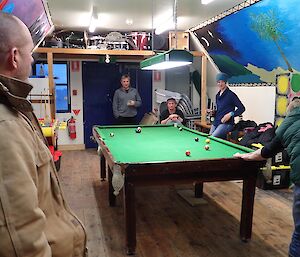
[205,138,210,144]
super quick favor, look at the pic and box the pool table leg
[108,166,116,206]
[100,154,106,181]
[240,175,257,242]
[194,182,203,198]
[124,182,136,255]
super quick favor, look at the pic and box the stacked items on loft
[28,78,62,171]
[42,30,152,50]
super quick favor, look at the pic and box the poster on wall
[0,0,54,49]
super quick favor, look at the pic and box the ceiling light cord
[152,0,154,50]
[174,0,178,49]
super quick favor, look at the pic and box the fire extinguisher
[67,116,76,139]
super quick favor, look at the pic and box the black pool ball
[110,132,114,137]
[178,127,183,131]
[195,137,199,142]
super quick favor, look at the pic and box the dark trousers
[289,184,300,257]
[117,116,137,125]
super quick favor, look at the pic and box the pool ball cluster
[205,138,210,150]
[109,126,142,138]
[186,137,211,156]
[110,126,211,158]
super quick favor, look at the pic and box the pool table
[92,124,264,255]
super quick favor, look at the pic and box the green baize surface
[94,125,252,164]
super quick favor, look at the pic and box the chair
[139,112,159,125]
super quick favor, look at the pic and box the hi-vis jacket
[0,75,87,257]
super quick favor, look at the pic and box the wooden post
[201,55,207,124]
[47,52,55,120]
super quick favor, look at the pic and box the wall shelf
[35,47,156,60]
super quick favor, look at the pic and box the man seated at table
[160,98,186,126]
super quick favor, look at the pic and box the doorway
[82,62,152,148]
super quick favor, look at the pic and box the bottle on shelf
[210,105,216,124]
[206,98,211,123]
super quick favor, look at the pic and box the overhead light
[201,0,215,4]
[155,16,174,35]
[140,49,193,70]
[89,6,98,33]
[126,18,133,25]
[105,54,110,63]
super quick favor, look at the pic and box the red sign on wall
[71,61,80,72]
[154,71,161,81]
[72,109,80,116]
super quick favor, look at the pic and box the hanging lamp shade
[140,49,193,70]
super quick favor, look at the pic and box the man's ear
[6,47,18,71]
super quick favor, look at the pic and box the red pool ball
[204,145,210,150]
[185,150,191,156]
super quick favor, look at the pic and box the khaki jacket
[0,75,87,257]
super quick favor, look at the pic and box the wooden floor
[59,150,294,257]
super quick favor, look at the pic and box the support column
[201,55,207,124]
[47,52,55,119]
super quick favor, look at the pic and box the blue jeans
[209,123,233,139]
[289,184,300,257]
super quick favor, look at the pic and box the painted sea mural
[194,0,300,84]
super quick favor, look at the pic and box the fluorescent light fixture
[140,49,193,70]
[89,6,98,33]
[155,16,174,35]
[201,0,215,4]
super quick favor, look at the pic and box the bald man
[0,13,87,257]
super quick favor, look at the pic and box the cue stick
[44,88,47,120]
[40,90,43,119]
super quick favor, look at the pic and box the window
[34,62,70,113]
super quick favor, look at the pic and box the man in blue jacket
[210,72,245,139]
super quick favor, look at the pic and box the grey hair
[287,97,300,114]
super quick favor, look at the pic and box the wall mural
[194,0,300,86]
